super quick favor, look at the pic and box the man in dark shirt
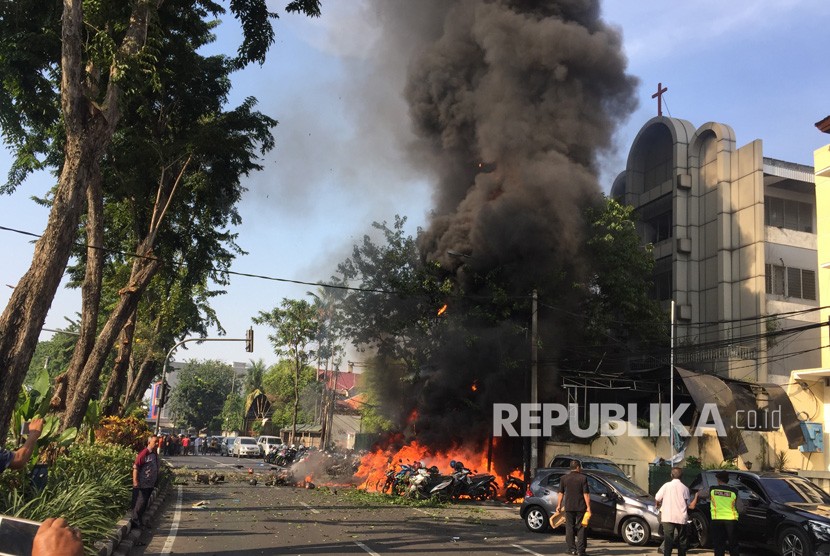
[131,435,160,530]
[555,461,592,556]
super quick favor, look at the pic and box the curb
[95,472,173,556]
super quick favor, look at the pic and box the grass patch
[337,487,447,508]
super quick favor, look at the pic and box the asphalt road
[130,454,716,556]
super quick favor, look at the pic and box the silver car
[232,436,260,458]
[520,468,663,547]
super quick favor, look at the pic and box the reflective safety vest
[710,485,738,521]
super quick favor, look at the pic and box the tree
[307,286,345,446]
[568,196,669,370]
[0,0,323,440]
[254,300,319,444]
[261,360,317,431]
[168,359,233,432]
[25,325,79,386]
[335,216,452,381]
[220,392,244,434]
[245,359,267,394]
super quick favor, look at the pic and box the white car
[256,435,282,457]
[231,436,260,458]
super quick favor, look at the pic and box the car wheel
[689,511,709,548]
[779,527,812,556]
[523,505,550,533]
[621,516,650,546]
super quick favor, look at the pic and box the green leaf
[56,427,78,447]
[31,368,50,402]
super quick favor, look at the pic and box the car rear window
[240,438,257,445]
[759,477,830,504]
[582,462,626,477]
[605,475,650,498]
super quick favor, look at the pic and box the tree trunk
[62,242,161,430]
[100,313,136,416]
[124,357,158,412]
[58,169,105,410]
[292,355,303,446]
[0,0,154,440]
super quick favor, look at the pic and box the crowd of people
[157,433,217,456]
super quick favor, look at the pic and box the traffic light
[159,381,171,408]
[245,327,254,352]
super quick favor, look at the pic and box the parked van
[256,435,282,457]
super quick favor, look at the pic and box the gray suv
[548,454,628,478]
[520,468,663,547]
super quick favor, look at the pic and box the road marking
[300,501,320,514]
[354,541,381,555]
[160,486,183,555]
[512,544,546,556]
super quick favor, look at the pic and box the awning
[761,382,806,449]
[677,368,747,456]
[676,367,805,454]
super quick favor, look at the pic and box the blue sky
[1,0,828,368]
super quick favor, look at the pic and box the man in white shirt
[655,467,694,556]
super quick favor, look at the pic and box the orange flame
[437,303,448,316]
[354,440,496,496]
[471,381,478,392]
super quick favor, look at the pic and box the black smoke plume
[367,0,638,459]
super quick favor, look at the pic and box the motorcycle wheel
[487,484,498,500]
[431,491,450,503]
[505,486,522,502]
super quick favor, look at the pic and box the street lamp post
[155,329,253,434]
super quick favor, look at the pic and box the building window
[654,270,672,301]
[764,196,813,233]
[645,211,672,244]
[765,264,816,301]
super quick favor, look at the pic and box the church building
[611,115,820,384]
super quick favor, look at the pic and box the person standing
[130,435,159,530]
[655,467,692,556]
[0,418,44,473]
[555,461,591,556]
[709,471,740,556]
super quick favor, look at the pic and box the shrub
[95,416,152,451]
[0,442,135,556]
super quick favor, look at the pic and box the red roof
[317,369,359,393]
[338,393,369,412]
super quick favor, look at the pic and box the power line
[0,224,398,295]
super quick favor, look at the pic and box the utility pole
[530,289,539,474]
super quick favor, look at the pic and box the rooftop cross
[652,82,668,116]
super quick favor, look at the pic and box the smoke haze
[361,0,639,452]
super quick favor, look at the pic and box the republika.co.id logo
[492,403,782,438]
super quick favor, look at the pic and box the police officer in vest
[709,471,740,556]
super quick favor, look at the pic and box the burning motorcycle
[406,465,443,499]
[503,475,526,502]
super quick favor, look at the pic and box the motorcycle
[466,471,499,500]
[390,463,414,496]
[503,475,527,502]
[406,465,443,499]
